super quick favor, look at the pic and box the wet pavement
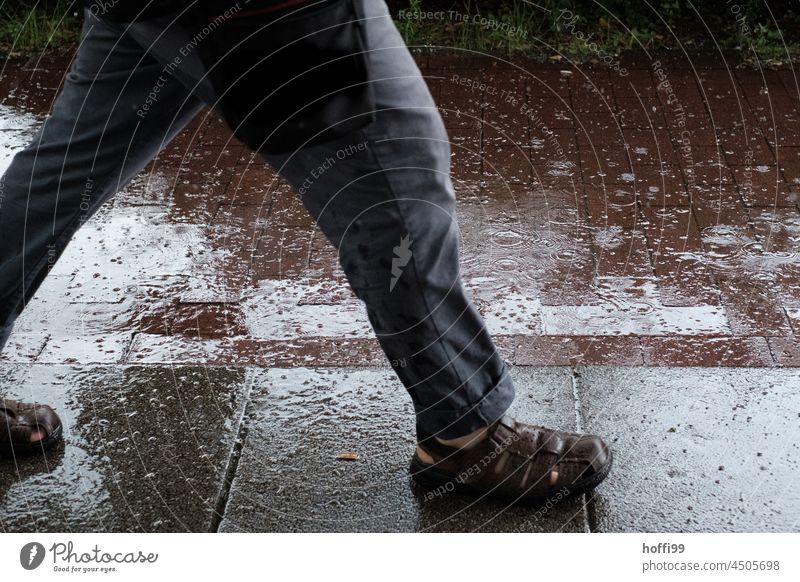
[2,364,797,532]
[0,365,251,532]
[1,52,800,531]
[3,54,800,366]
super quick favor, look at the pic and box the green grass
[1,0,799,64]
[0,1,81,55]
[394,0,800,64]
[735,23,800,66]
[396,0,545,54]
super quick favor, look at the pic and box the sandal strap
[417,416,609,496]
[0,398,60,445]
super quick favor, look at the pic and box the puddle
[238,275,728,341]
[0,104,42,174]
[541,278,729,335]
[0,98,780,356]
[219,366,586,532]
[11,201,243,350]
[679,211,800,280]
[0,365,249,532]
[546,159,577,177]
[593,225,626,250]
[242,279,373,340]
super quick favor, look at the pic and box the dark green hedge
[2,0,799,57]
[387,0,797,29]
[389,0,800,59]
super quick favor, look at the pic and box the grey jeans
[0,1,514,438]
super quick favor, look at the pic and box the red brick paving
[3,53,800,367]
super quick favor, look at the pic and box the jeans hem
[414,370,515,440]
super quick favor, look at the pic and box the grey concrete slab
[575,367,800,532]
[219,367,589,532]
[0,365,251,532]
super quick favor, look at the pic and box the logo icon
[20,542,46,570]
[390,234,413,292]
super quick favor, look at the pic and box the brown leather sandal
[0,398,63,456]
[411,416,612,504]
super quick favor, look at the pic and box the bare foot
[416,424,490,464]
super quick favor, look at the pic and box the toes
[415,446,435,465]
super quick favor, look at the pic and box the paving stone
[575,116,624,145]
[249,228,319,282]
[36,333,133,364]
[585,185,637,223]
[570,69,614,101]
[576,367,800,532]
[592,229,653,279]
[539,278,728,336]
[483,100,528,145]
[0,365,251,532]
[515,336,644,366]
[624,129,679,166]
[634,164,689,206]
[579,143,632,182]
[437,85,482,131]
[116,173,219,224]
[224,171,280,207]
[720,126,775,166]
[482,145,533,183]
[218,367,588,532]
[642,206,721,306]
[136,302,248,338]
[767,337,800,366]
[730,165,797,207]
[615,97,668,129]
[641,336,775,366]
[522,97,574,130]
[3,53,800,370]
[719,279,792,336]
[0,333,48,363]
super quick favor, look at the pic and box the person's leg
[263,0,514,441]
[0,11,204,354]
[264,1,611,500]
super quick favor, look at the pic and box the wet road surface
[1,365,797,532]
[1,53,799,531]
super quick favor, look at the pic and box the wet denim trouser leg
[0,12,204,349]
[262,1,515,438]
[0,2,515,439]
